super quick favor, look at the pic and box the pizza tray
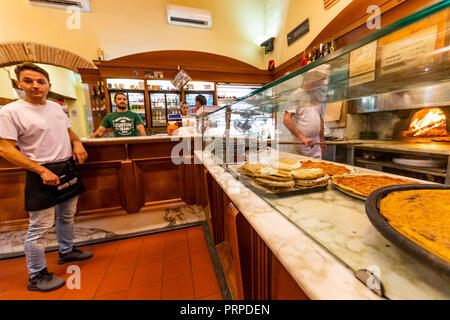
[331,182,367,200]
[365,184,450,276]
[235,172,329,198]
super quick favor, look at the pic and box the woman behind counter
[91,92,146,138]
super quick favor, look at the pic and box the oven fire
[403,107,448,137]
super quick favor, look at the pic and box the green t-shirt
[100,111,144,137]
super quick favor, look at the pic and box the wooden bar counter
[0,135,205,232]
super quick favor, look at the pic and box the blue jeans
[24,195,79,278]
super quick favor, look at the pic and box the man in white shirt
[0,63,93,292]
[283,65,330,159]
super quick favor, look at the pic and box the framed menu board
[380,25,438,76]
[377,9,447,77]
[348,41,377,87]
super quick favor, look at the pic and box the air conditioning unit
[167,4,212,29]
[28,0,91,12]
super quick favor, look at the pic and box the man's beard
[117,105,127,109]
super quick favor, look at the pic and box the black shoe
[58,247,93,264]
[27,268,65,292]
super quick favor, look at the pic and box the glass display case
[200,2,450,300]
[202,2,450,163]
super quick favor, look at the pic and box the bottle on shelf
[330,40,335,53]
[323,43,330,57]
[307,52,312,64]
[300,52,308,67]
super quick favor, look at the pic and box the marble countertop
[197,149,450,300]
[80,134,196,145]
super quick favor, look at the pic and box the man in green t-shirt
[91,92,146,137]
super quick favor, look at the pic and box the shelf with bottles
[152,108,167,120]
[107,78,145,90]
[300,40,336,68]
[89,82,107,117]
[129,105,146,113]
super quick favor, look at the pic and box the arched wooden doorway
[0,42,96,72]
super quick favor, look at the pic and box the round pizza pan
[365,184,450,276]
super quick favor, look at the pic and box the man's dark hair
[181,101,189,106]
[195,95,207,106]
[15,62,50,82]
[114,92,127,102]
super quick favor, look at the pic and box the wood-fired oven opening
[402,107,448,137]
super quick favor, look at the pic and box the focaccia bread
[254,178,295,190]
[238,162,269,176]
[291,168,325,180]
[300,160,354,176]
[271,158,302,171]
[252,167,294,182]
[294,175,329,188]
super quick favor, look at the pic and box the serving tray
[365,184,450,276]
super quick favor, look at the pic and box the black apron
[25,158,85,212]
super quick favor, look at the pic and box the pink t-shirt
[0,99,72,164]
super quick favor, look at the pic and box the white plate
[392,157,446,168]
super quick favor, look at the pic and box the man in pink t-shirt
[0,63,93,292]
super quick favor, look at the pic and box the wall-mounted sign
[380,25,438,76]
[287,18,309,46]
[171,69,191,91]
[324,0,340,10]
[349,41,377,78]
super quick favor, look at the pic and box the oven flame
[406,107,447,137]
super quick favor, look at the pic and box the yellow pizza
[380,189,450,262]
[332,174,419,197]
[300,160,353,176]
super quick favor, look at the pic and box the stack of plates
[392,157,446,168]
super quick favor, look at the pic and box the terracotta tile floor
[0,226,223,300]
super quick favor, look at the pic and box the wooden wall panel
[76,164,124,215]
[271,255,310,300]
[0,170,27,224]
[128,142,179,160]
[224,202,244,300]
[84,144,127,162]
[206,171,225,244]
[135,158,182,204]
